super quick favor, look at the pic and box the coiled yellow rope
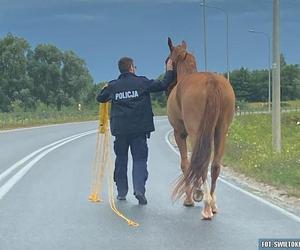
[89,103,139,227]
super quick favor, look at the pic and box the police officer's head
[118,57,136,74]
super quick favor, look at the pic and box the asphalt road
[0,119,299,250]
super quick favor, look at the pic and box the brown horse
[166,38,235,220]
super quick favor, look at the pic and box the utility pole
[200,3,229,80]
[203,0,207,71]
[225,11,229,81]
[272,0,281,152]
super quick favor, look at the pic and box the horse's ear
[182,40,187,50]
[168,37,174,51]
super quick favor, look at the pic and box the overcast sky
[0,0,299,82]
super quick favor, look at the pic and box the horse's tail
[172,76,222,200]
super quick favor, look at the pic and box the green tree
[0,33,32,111]
[150,73,167,107]
[281,64,300,100]
[249,69,269,102]
[87,82,105,108]
[230,67,252,101]
[28,44,63,109]
[62,50,93,106]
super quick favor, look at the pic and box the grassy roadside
[224,112,300,197]
[152,105,167,116]
[1,102,163,131]
[0,109,98,130]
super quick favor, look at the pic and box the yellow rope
[89,103,139,227]
[89,104,105,202]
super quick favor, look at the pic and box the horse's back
[175,72,235,130]
[178,72,235,108]
[167,71,235,133]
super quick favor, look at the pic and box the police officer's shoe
[135,192,147,205]
[117,195,126,201]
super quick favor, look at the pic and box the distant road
[0,119,299,250]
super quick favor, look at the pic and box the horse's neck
[177,55,197,82]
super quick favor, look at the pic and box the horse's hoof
[201,215,213,220]
[201,203,213,220]
[212,206,218,214]
[183,200,194,207]
[201,210,213,220]
[193,188,204,202]
[211,199,218,214]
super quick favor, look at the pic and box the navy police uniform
[97,70,174,199]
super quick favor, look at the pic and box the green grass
[152,105,167,116]
[0,109,98,130]
[224,112,300,197]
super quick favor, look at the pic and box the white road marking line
[0,130,96,183]
[0,130,96,200]
[165,129,300,223]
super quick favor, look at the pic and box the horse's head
[164,37,189,97]
[165,41,178,97]
[167,37,188,66]
[167,37,197,76]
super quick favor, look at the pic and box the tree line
[0,33,95,112]
[1,33,299,113]
[230,55,300,103]
[151,55,300,108]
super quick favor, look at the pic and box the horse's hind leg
[174,129,194,207]
[202,178,213,220]
[210,124,228,214]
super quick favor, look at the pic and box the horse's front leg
[174,129,194,207]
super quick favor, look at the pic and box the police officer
[97,57,174,205]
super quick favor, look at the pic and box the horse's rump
[172,72,234,200]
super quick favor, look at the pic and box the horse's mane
[178,52,197,74]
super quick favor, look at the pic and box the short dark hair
[118,57,133,73]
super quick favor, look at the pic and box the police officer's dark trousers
[113,133,148,196]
